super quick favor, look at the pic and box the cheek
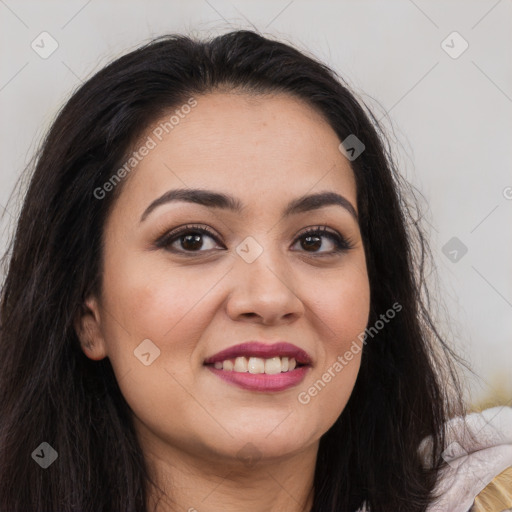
[297,260,369,428]
[99,250,239,408]
[102,254,222,342]
[98,260,219,441]
[309,258,370,346]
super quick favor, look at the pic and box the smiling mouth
[204,355,308,374]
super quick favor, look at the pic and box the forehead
[115,92,357,218]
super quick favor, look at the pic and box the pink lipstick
[204,341,312,392]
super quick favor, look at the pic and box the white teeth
[264,356,282,374]
[248,357,264,374]
[234,356,248,372]
[212,356,299,374]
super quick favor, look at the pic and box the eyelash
[155,223,354,257]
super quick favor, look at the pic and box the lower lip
[206,365,310,392]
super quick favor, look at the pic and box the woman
[0,30,510,512]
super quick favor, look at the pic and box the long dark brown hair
[0,30,467,511]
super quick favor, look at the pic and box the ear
[74,295,108,361]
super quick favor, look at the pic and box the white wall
[1,0,511,406]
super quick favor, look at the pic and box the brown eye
[156,225,223,254]
[292,226,353,255]
[179,233,207,251]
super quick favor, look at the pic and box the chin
[216,426,316,463]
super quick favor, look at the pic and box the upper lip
[204,341,312,366]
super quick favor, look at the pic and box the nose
[225,245,305,325]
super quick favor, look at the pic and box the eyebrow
[139,188,358,223]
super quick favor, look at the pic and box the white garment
[422,406,512,512]
[355,406,512,512]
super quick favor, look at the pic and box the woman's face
[78,91,370,466]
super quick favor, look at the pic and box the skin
[76,91,371,512]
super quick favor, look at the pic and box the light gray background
[1,0,511,407]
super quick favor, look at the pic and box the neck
[140,431,317,512]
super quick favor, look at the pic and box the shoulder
[422,406,512,512]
